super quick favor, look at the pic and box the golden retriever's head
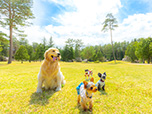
[44,48,61,62]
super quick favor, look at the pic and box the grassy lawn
[0,61,152,113]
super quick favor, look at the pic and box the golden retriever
[36,48,66,93]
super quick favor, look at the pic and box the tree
[35,43,44,61]
[13,37,20,55]
[27,45,34,62]
[61,38,75,61]
[149,42,152,63]
[93,45,104,62]
[65,38,75,48]
[0,32,8,53]
[14,45,29,63]
[81,46,95,60]
[48,36,54,48]
[75,39,83,61]
[125,41,138,62]
[61,45,70,61]
[19,38,28,47]
[102,13,118,63]
[103,44,113,60]
[0,0,34,64]
[0,32,8,60]
[135,38,149,63]
[0,32,7,42]
[42,37,47,50]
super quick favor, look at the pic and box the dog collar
[100,79,104,82]
[86,91,92,99]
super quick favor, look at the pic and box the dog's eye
[52,50,55,52]
[90,87,93,90]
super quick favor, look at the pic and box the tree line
[0,34,126,63]
[1,34,152,63]
[125,37,152,63]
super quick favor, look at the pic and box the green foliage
[61,38,75,61]
[19,38,29,47]
[135,38,152,63]
[1,31,152,64]
[35,43,45,61]
[125,40,138,62]
[149,42,152,56]
[13,37,20,54]
[0,32,9,56]
[93,45,104,62]
[103,44,113,60]
[0,0,34,29]
[102,13,118,32]
[61,45,74,61]
[27,45,34,62]
[75,39,83,59]
[0,32,8,43]
[81,46,95,60]
[14,45,29,63]
[48,36,54,48]
[114,42,128,60]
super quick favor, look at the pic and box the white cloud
[1,0,152,48]
[41,0,122,47]
[113,13,152,42]
[24,26,50,44]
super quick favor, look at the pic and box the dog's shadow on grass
[99,90,108,96]
[29,88,55,106]
[75,105,93,114]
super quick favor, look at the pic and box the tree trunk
[148,58,150,64]
[143,58,145,63]
[110,29,116,63]
[8,2,13,64]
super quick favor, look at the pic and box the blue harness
[76,82,83,95]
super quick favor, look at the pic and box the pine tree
[0,0,34,64]
[102,13,118,63]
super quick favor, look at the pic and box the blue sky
[20,0,152,47]
[35,0,151,25]
[119,0,150,21]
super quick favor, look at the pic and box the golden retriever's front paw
[62,80,66,85]
[36,88,42,93]
[55,87,61,91]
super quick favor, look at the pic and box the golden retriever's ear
[83,81,88,89]
[90,77,94,83]
[44,50,49,60]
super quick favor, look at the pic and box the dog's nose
[57,53,60,57]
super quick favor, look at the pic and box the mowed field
[0,61,152,114]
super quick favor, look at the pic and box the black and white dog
[95,72,107,91]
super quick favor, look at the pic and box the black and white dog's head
[98,72,107,82]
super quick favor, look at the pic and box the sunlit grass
[0,61,152,113]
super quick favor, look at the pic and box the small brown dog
[76,77,97,111]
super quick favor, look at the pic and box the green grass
[0,61,152,113]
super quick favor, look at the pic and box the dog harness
[76,82,94,102]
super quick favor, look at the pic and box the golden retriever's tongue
[53,57,57,61]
